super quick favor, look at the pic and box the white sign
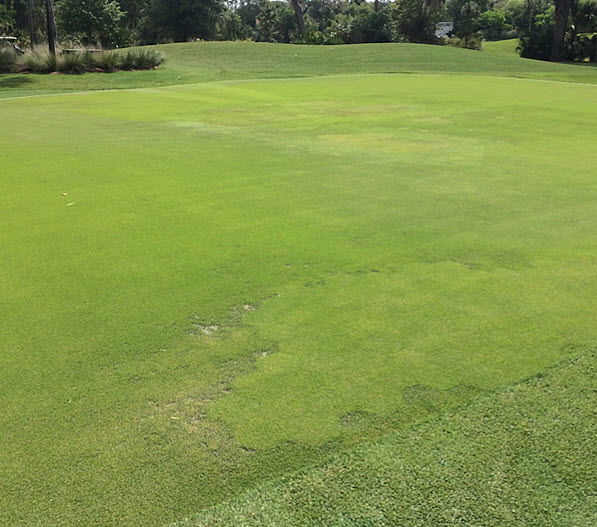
[435,22,454,38]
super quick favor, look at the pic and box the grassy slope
[1,44,597,526]
[0,40,596,100]
[483,38,520,56]
[181,350,596,527]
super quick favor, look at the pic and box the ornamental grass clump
[18,48,57,73]
[0,48,17,73]
[118,48,164,71]
[90,50,120,72]
[5,46,164,74]
[56,51,90,74]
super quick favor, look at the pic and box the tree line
[0,0,596,61]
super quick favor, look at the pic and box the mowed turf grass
[1,40,597,99]
[1,48,597,525]
[182,350,596,527]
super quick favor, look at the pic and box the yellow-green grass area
[1,41,597,101]
[1,70,597,525]
[180,350,597,526]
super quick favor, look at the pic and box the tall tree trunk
[551,0,571,61]
[27,0,36,46]
[374,0,379,11]
[45,0,57,56]
[289,0,305,35]
[424,0,444,9]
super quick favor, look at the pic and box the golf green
[1,70,596,525]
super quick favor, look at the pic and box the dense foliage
[0,0,15,34]
[140,0,223,43]
[513,0,597,60]
[56,0,126,47]
[1,0,596,61]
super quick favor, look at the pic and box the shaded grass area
[180,350,597,527]
[0,41,597,101]
[1,74,596,525]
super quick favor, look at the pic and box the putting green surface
[1,62,597,525]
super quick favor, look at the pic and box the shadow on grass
[0,75,33,88]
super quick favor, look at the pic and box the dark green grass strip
[179,350,597,527]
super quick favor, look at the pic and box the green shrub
[0,2,16,36]
[515,0,596,61]
[216,9,251,41]
[304,5,399,45]
[253,1,297,43]
[569,32,597,62]
[56,0,126,48]
[573,0,597,33]
[517,6,554,61]
[393,0,439,44]
[478,9,515,40]
[446,34,483,50]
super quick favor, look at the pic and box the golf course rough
[1,42,596,526]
